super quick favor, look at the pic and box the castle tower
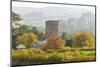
[45,20,59,38]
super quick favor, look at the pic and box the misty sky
[12,2,95,28]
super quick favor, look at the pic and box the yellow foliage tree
[16,32,37,48]
[42,34,65,50]
[72,32,95,48]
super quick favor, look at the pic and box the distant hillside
[59,12,95,35]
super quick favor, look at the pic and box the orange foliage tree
[41,34,65,50]
[72,32,95,48]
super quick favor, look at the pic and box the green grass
[12,48,96,66]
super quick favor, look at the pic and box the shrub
[41,34,65,50]
[16,32,37,48]
[46,49,56,53]
[47,54,64,63]
[12,48,96,65]
[72,32,95,48]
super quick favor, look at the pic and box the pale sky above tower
[12,1,95,28]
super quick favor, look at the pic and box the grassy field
[12,48,96,66]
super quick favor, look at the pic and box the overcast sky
[12,1,95,28]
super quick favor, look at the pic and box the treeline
[12,11,95,50]
[12,25,44,49]
[41,32,95,50]
[12,25,95,49]
[61,32,95,48]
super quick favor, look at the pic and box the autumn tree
[16,32,37,48]
[41,34,65,50]
[72,32,95,48]
[12,24,32,49]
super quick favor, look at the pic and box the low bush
[47,54,64,63]
[46,49,56,53]
[12,48,96,66]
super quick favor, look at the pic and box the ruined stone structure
[45,20,59,38]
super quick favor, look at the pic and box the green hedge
[12,48,95,65]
